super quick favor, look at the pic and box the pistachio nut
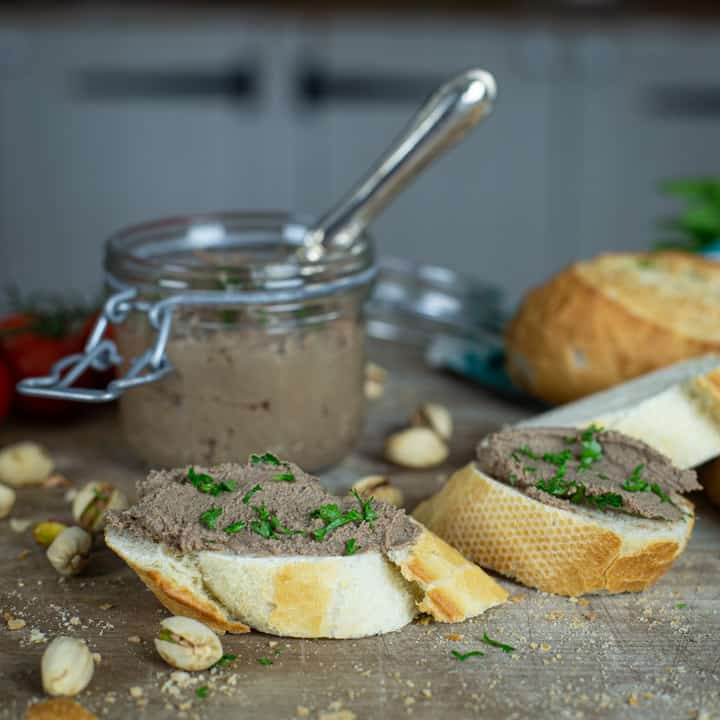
[0,442,54,487]
[25,698,97,720]
[364,363,388,400]
[0,482,16,518]
[384,427,449,469]
[154,616,223,671]
[33,521,69,549]
[72,482,128,532]
[351,475,404,507]
[46,526,92,576]
[410,403,453,441]
[41,636,94,696]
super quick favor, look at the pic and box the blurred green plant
[657,178,720,251]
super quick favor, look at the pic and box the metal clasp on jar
[16,268,377,403]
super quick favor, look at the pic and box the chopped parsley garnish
[508,473,518,486]
[482,632,515,653]
[242,484,263,504]
[524,466,537,473]
[215,653,237,667]
[188,467,236,496]
[650,482,674,505]
[542,450,572,467]
[250,452,281,466]
[196,685,209,699]
[622,465,649,492]
[451,650,484,661]
[344,538,359,555]
[351,489,378,523]
[517,444,539,461]
[310,504,363,541]
[224,520,247,534]
[257,657,273,666]
[587,492,623,510]
[199,506,223,530]
[272,473,295,483]
[676,603,687,609]
[250,505,305,539]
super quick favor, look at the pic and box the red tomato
[0,360,12,422]
[0,312,100,417]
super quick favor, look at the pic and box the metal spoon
[301,68,497,261]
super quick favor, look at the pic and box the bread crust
[505,252,720,404]
[105,524,507,637]
[413,463,694,597]
[109,541,250,635]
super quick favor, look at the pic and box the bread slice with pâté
[105,455,508,637]
[413,426,697,597]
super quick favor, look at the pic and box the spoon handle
[303,69,497,258]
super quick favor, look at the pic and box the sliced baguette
[506,252,720,404]
[519,356,720,469]
[413,463,694,597]
[105,522,507,638]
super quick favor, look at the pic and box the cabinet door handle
[646,85,720,118]
[75,65,259,102]
[297,66,446,105]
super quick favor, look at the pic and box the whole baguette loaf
[506,252,720,404]
[413,463,694,597]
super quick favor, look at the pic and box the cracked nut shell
[41,636,94,697]
[384,427,449,469]
[46,526,92,576]
[0,482,16,518]
[351,475,404,507]
[0,442,54,487]
[410,403,453,441]
[154,616,223,671]
[72,482,128,532]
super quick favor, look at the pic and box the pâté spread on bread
[414,424,698,597]
[107,454,420,557]
[105,454,508,638]
[477,426,700,521]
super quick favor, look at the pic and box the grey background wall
[0,11,719,310]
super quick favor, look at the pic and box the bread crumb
[628,694,639,706]
[540,643,551,652]
[318,712,356,720]
[127,635,142,644]
[6,617,25,630]
[445,633,463,641]
[510,594,525,603]
[99,603,113,611]
[296,707,310,717]
[421,689,432,699]
[578,598,589,606]
[9,518,31,532]
[268,640,279,648]
[92,653,102,665]
[404,697,415,706]
[69,616,81,626]
[129,687,143,699]
[30,628,47,644]
[16,549,30,560]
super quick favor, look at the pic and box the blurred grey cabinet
[556,23,720,259]
[0,20,294,302]
[291,18,557,304]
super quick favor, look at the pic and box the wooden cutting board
[1,341,718,720]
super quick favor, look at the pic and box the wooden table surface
[1,340,719,720]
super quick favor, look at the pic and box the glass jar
[104,212,376,471]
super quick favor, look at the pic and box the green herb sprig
[257,657,273,666]
[199,506,223,530]
[188,467,236,496]
[242,485,263,504]
[250,452,281,466]
[215,653,237,667]
[344,538,359,555]
[451,650,484,661]
[310,504,363,542]
[481,632,515,653]
[196,686,209,699]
